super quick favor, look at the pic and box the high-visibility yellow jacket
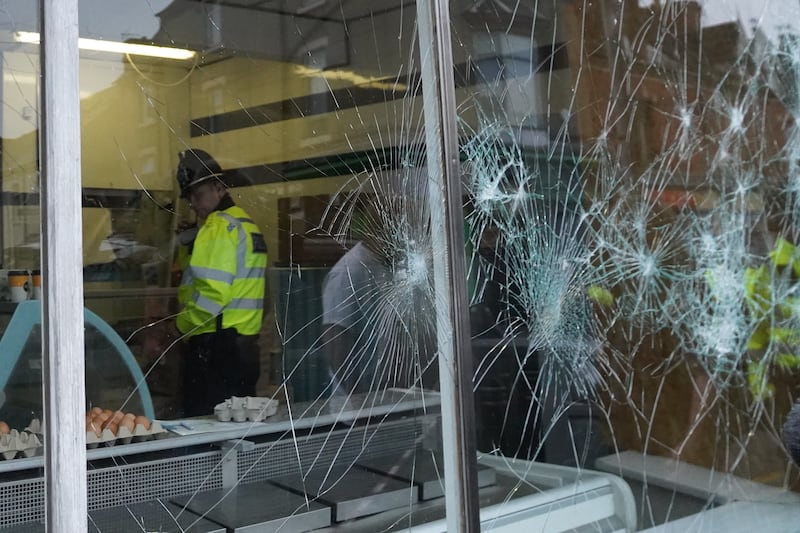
[177,203,268,337]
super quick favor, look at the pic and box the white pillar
[40,0,87,530]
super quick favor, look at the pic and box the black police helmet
[176,149,224,198]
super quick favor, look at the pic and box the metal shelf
[0,388,441,474]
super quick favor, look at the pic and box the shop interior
[0,0,797,531]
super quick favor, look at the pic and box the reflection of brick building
[557,0,799,477]
[565,0,788,181]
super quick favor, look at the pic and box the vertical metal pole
[40,0,87,531]
[416,1,481,531]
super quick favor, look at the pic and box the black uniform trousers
[182,328,260,417]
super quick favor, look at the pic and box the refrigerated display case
[0,387,636,532]
[0,300,154,429]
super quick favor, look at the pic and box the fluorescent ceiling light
[294,64,408,91]
[13,32,196,60]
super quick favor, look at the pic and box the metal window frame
[416,1,481,531]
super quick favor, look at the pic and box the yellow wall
[80,58,191,191]
[183,55,424,165]
[231,176,350,263]
[0,27,516,272]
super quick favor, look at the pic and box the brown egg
[105,421,119,436]
[133,415,151,430]
[119,417,135,434]
[95,412,111,429]
[101,409,113,419]
[90,407,103,416]
[0,421,9,435]
[86,419,101,437]
[101,416,116,430]
[111,411,124,424]
[122,412,136,421]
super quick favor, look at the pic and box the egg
[90,407,103,416]
[110,411,124,424]
[119,417,135,434]
[0,421,9,435]
[86,419,101,437]
[95,412,111,429]
[101,409,113,420]
[134,415,151,430]
[105,421,119,436]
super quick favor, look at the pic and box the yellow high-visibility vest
[177,205,268,337]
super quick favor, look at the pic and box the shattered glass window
[1,0,800,531]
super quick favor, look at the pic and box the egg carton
[0,429,42,460]
[86,421,166,448]
[214,396,279,422]
[25,419,44,435]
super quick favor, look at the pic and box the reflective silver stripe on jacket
[242,266,266,279]
[228,297,264,310]
[190,266,235,284]
[194,293,224,315]
[217,212,248,277]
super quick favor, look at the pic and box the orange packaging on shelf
[31,270,41,300]
[7,270,30,303]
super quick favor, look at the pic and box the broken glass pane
[1,0,800,531]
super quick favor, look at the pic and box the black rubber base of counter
[90,501,226,532]
[171,482,331,533]
[357,451,498,500]
[269,466,418,522]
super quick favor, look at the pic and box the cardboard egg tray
[214,396,279,422]
[0,418,168,457]
[0,429,42,460]
[85,420,166,448]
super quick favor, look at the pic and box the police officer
[174,149,268,416]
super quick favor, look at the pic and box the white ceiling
[190,0,415,22]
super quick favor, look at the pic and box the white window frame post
[40,0,87,531]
